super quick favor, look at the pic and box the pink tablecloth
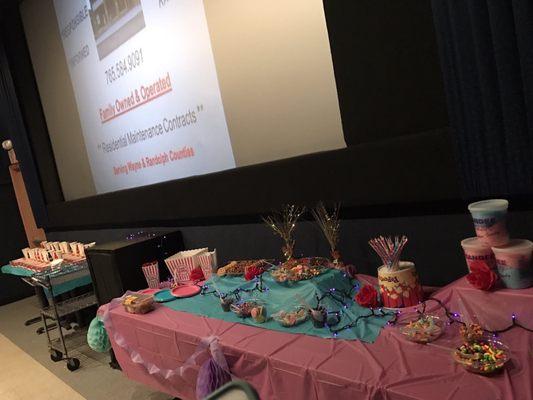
[105,275,533,400]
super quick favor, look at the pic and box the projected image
[89,0,145,60]
[24,0,346,200]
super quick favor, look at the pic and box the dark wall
[324,0,448,144]
[46,208,533,287]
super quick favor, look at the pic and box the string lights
[415,297,533,335]
[200,275,268,301]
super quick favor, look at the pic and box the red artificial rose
[466,261,498,291]
[189,266,205,282]
[245,265,264,281]
[355,285,379,308]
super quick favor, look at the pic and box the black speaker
[86,230,184,305]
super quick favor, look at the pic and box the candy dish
[230,300,261,318]
[251,305,267,323]
[453,339,509,374]
[122,294,154,314]
[399,315,445,343]
[217,260,268,277]
[270,258,327,285]
[309,306,328,328]
[220,297,234,312]
[272,307,308,327]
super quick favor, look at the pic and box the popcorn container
[468,199,509,247]
[378,261,423,308]
[164,248,216,285]
[142,261,160,289]
[461,237,496,272]
[492,239,533,289]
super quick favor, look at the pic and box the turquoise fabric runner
[1,264,92,296]
[161,269,392,342]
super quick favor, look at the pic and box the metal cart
[30,262,97,371]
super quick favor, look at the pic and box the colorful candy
[453,340,509,374]
[273,307,308,327]
[459,323,484,342]
[230,301,260,318]
[400,315,444,343]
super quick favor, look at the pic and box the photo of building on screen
[89,0,145,60]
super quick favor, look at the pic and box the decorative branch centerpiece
[369,235,423,308]
[312,202,356,277]
[312,202,341,263]
[262,205,305,261]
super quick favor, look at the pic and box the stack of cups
[464,199,533,289]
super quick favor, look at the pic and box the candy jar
[251,305,267,323]
[220,296,234,312]
[309,306,327,328]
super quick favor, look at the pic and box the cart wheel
[67,358,80,371]
[50,350,62,362]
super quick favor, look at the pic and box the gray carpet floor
[0,296,173,400]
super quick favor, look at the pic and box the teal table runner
[1,264,92,296]
[161,269,392,342]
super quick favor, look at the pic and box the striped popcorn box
[165,248,208,285]
[197,250,217,280]
[22,248,30,259]
[142,261,160,289]
[59,242,69,254]
[77,243,86,257]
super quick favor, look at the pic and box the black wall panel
[324,0,448,145]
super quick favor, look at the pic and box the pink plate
[171,285,201,298]
[138,288,160,295]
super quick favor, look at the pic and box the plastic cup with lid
[468,199,509,247]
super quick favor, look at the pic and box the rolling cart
[31,261,97,371]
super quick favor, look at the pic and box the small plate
[171,285,201,298]
[138,288,160,295]
[153,289,177,303]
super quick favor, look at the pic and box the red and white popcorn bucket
[142,261,160,289]
[197,250,217,280]
[164,248,216,285]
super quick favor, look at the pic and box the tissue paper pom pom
[87,316,111,353]
[190,267,205,281]
[196,358,232,399]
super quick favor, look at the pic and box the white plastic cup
[492,239,533,289]
[468,199,509,246]
[460,237,496,272]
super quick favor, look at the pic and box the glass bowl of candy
[452,338,510,374]
[272,306,309,327]
[270,258,327,286]
[399,314,445,343]
[230,300,261,318]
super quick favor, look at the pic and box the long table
[104,275,533,400]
